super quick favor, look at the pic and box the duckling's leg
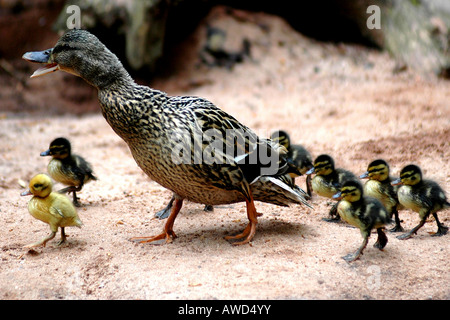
[432,213,448,236]
[57,227,67,246]
[373,228,388,250]
[24,231,56,248]
[131,198,183,244]
[224,193,258,245]
[323,202,341,223]
[155,195,175,219]
[397,216,427,240]
[58,185,82,207]
[389,208,404,232]
[343,235,369,262]
[306,175,313,198]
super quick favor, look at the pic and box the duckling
[40,137,97,207]
[20,173,82,248]
[23,29,312,246]
[360,159,403,232]
[332,180,391,262]
[270,130,314,196]
[306,154,360,221]
[392,164,449,240]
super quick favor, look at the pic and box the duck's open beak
[359,171,369,179]
[22,49,59,78]
[391,178,403,186]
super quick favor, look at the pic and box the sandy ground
[0,8,449,300]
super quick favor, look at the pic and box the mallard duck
[360,159,403,232]
[306,154,360,221]
[40,137,97,207]
[332,180,391,262]
[23,29,312,246]
[270,130,313,196]
[392,164,449,240]
[20,173,82,248]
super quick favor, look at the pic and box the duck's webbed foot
[431,213,448,237]
[373,228,388,250]
[132,198,183,244]
[343,236,368,262]
[24,231,56,248]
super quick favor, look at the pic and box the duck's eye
[33,183,43,189]
[410,176,416,181]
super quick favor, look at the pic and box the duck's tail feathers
[266,176,313,209]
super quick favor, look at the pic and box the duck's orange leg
[131,198,183,244]
[225,193,258,245]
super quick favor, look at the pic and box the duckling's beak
[391,178,403,186]
[359,171,369,179]
[20,190,32,196]
[306,167,315,175]
[40,149,51,157]
[332,191,342,200]
[22,49,59,78]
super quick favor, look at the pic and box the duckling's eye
[410,176,416,181]
[33,183,43,189]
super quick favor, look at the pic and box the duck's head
[22,29,131,89]
[332,180,362,202]
[270,130,291,149]
[40,137,71,159]
[360,159,390,181]
[392,164,422,186]
[21,174,53,198]
[306,154,335,176]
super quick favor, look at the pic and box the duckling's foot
[342,252,361,263]
[389,224,404,233]
[432,225,448,237]
[24,231,56,248]
[373,228,388,250]
[396,232,413,240]
[203,204,214,212]
[322,215,341,223]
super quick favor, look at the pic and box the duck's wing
[167,96,290,184]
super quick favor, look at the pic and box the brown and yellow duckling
[306,154,360,221]
[333,180,391,262]
[23,29,312,246]
[20,173,82,248]
[392,164,448,240]
[270,130,314,196]
[360,159,403,232]
[41,137,97,207]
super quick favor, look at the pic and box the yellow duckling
[333,180,391,262]
[306,154,360,221]
[41,137,97,206]
[20,173,82,248]
[360,159,403,232]
[392,164,449,240]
